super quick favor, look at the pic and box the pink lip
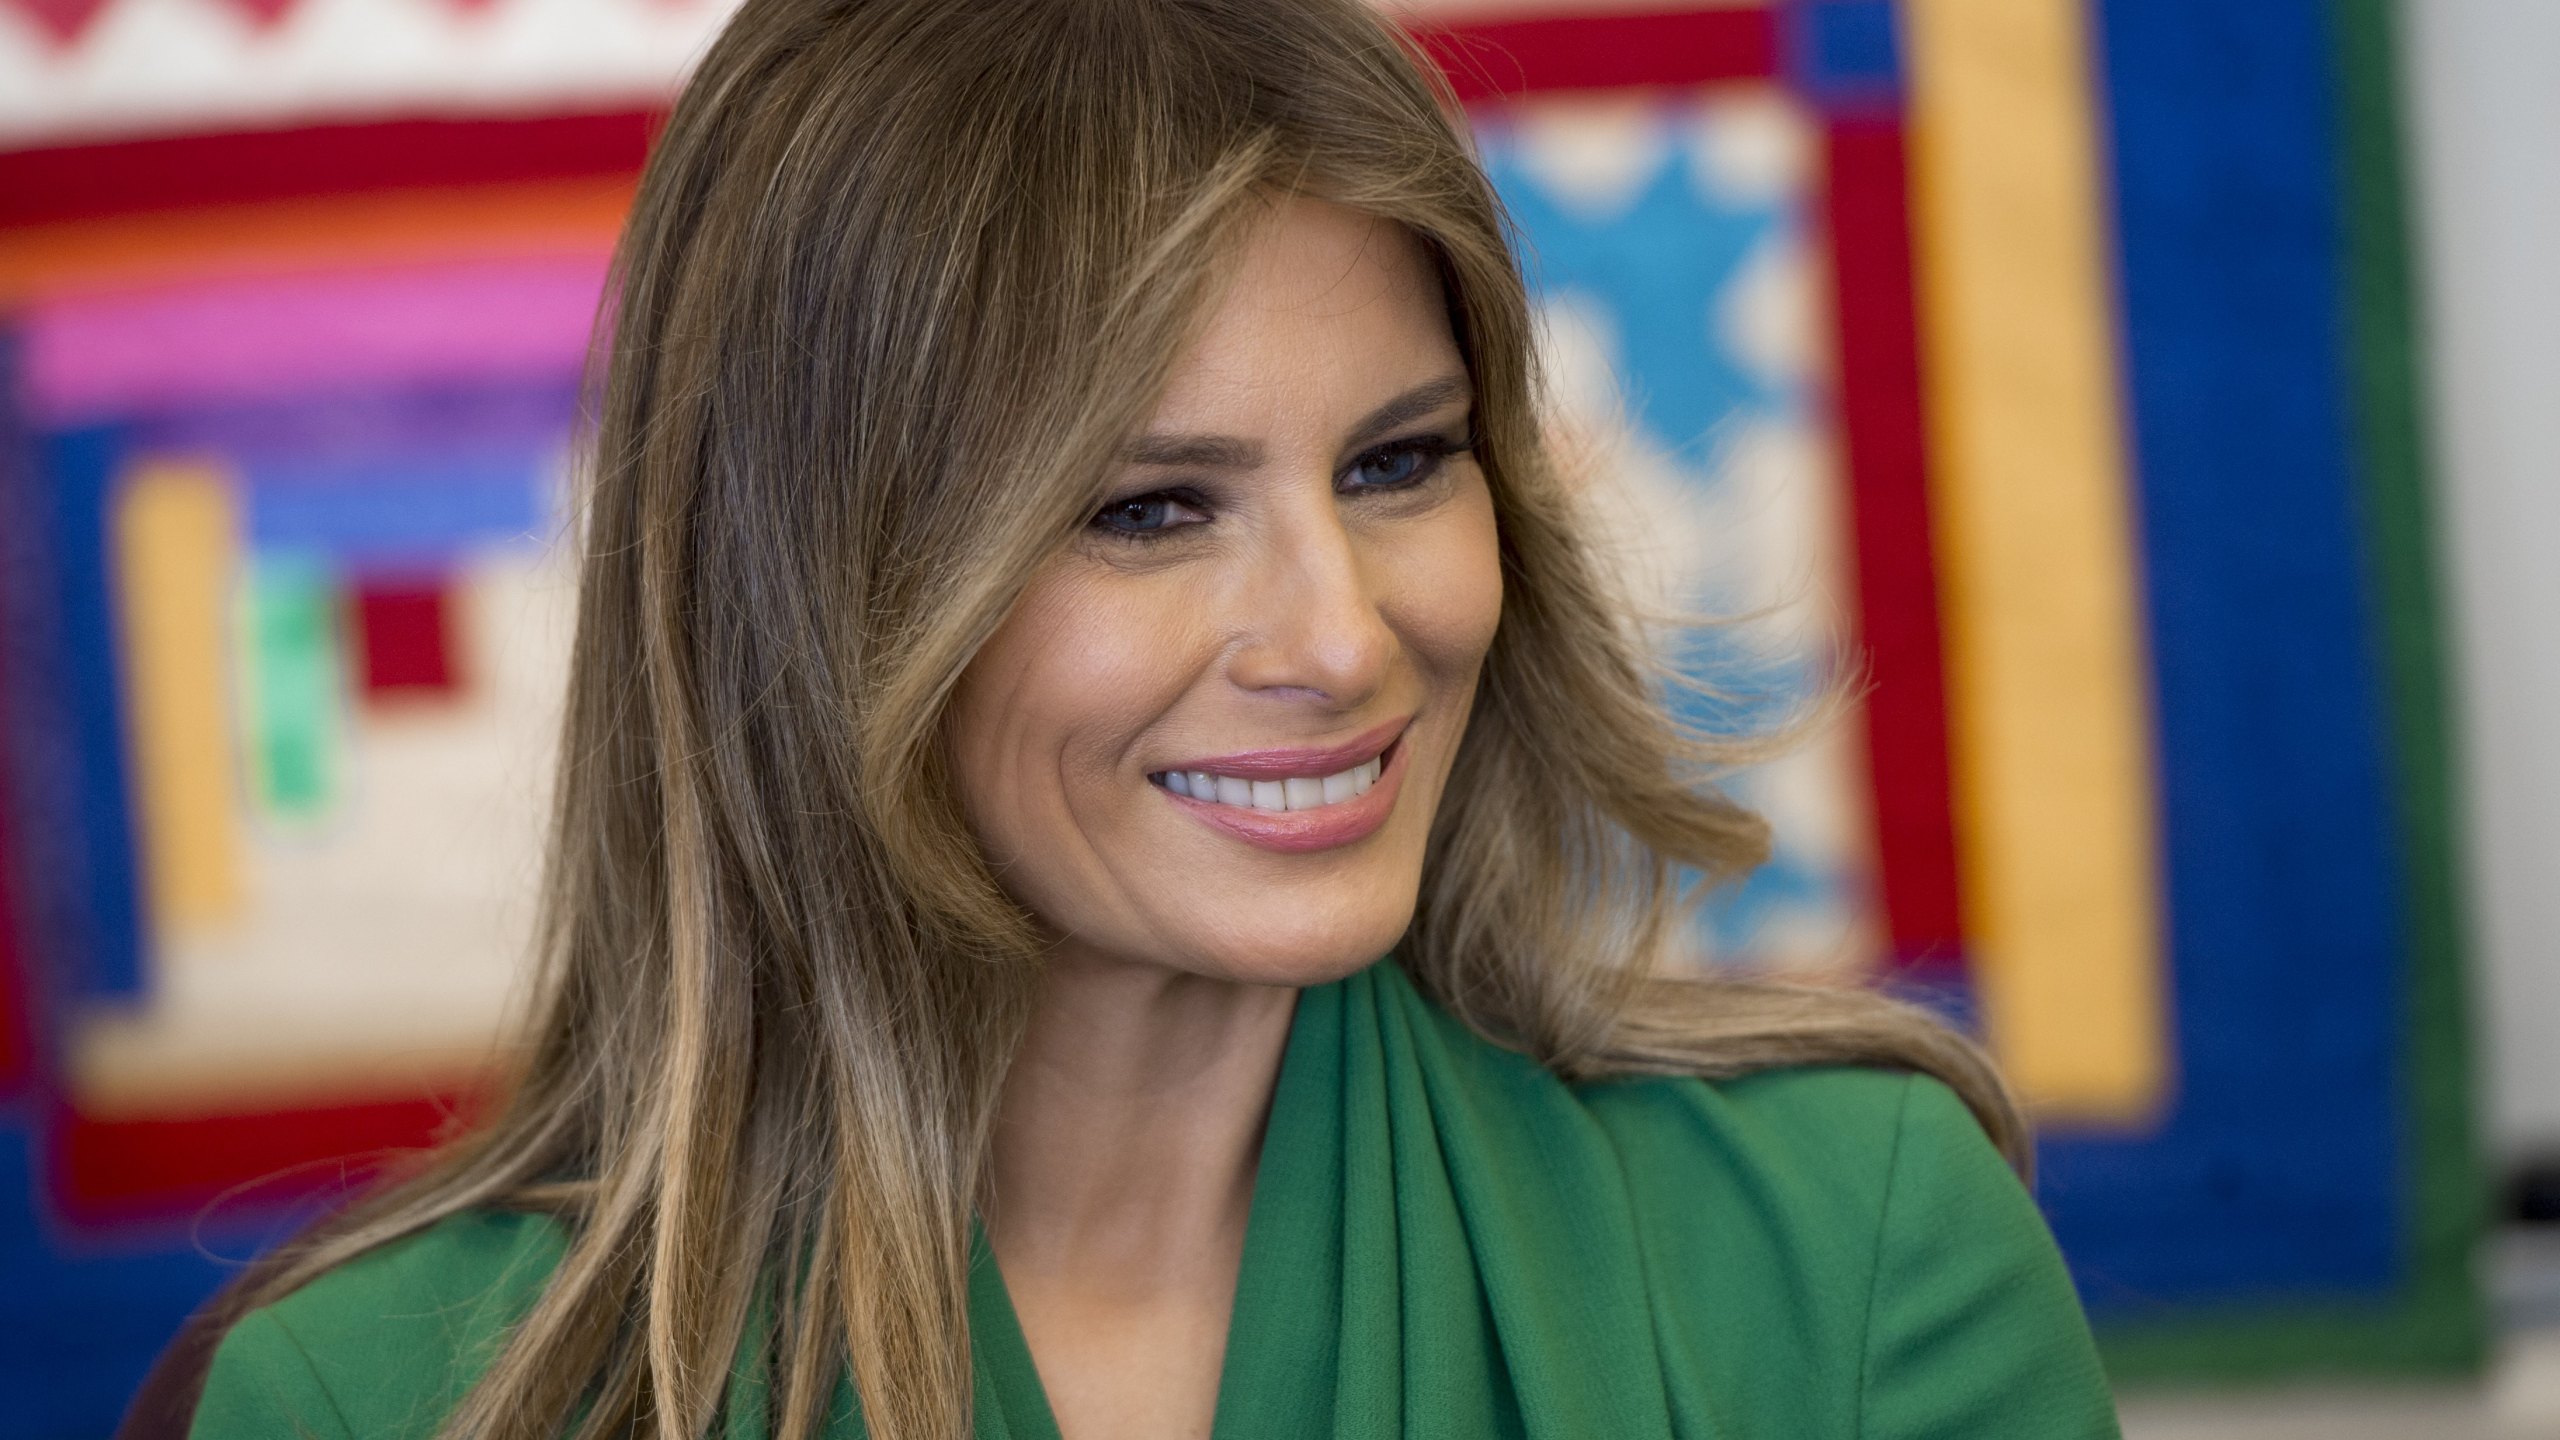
[1153,724,1412,854]
[1157,717,1410,780]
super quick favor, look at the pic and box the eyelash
[1088,432,1477,543]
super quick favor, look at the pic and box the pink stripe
[23,254,609,424]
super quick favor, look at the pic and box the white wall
[2404,1,2560,1159]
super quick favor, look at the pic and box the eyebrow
[1122,373,1475,470]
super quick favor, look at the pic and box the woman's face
[948,196,1504,988]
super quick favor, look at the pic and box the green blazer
[184,960,2122,1438]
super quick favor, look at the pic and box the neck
[983,945,1300,1298]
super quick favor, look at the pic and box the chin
[1207,947,1398,991]
[1178,913,1415,990]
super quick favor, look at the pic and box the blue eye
[1090,488,1209,539]
[1343,433,1472,492]
[1352,445,1429,487]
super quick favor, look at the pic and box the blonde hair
[225,1,2021,1436]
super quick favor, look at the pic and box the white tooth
[1283,776,1324,810]
[1321,769,1356,805]
[1351,761,1374,796]
[1365,757,1382,785]
[1215,775,1253,806]
[1249,779,1286,811]
[1163,771,1191,797]
[1189,771,1216,798]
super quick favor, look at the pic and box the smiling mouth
[1147,732,1402,813]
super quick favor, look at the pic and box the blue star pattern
[1480,121,1791,462]
[1475,95,1874,971]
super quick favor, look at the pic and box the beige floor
[2119,1229,2560,1439]
[2119,1328,2560,1439]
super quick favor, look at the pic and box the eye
[1342,431,1474,493]
[1089,488,1209,540]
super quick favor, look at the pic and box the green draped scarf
[189,959,2121,1439]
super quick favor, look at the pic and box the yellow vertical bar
[114,460,245,934]
[1903,0,2167,1120]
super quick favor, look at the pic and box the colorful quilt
[0,3,2484,1433]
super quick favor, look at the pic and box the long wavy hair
[214,1,2022,1436]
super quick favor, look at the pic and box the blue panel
[1882,970,1981,1038]
[242,452,554,570]
[0,1120,251,1439]
[2041,0,2406,1310]
[1782,0,1902,115]
[9,426,151,1002]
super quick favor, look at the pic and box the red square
[352,580,460,700]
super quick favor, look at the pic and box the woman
[156,0,2121,1436]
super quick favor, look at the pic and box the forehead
[1156,197,1459,423]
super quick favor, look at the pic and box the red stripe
[50,1088,492,1227]
[0,11,1778,228]
[0,813,28,1097]
[8,0,114,46]
[1821,117,1967,974]
[1414,9,1780,101]
[0,108,660,229]
[0,569,29,1095]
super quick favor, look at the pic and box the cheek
[1385,482,1504,681]
[948,568,1199,860]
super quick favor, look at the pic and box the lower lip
[1155,736,1410,854]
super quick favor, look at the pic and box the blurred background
[0,0,2553,1435]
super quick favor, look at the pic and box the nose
[1225,499,1395,709]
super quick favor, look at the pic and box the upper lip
[1156,716,1410,780]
